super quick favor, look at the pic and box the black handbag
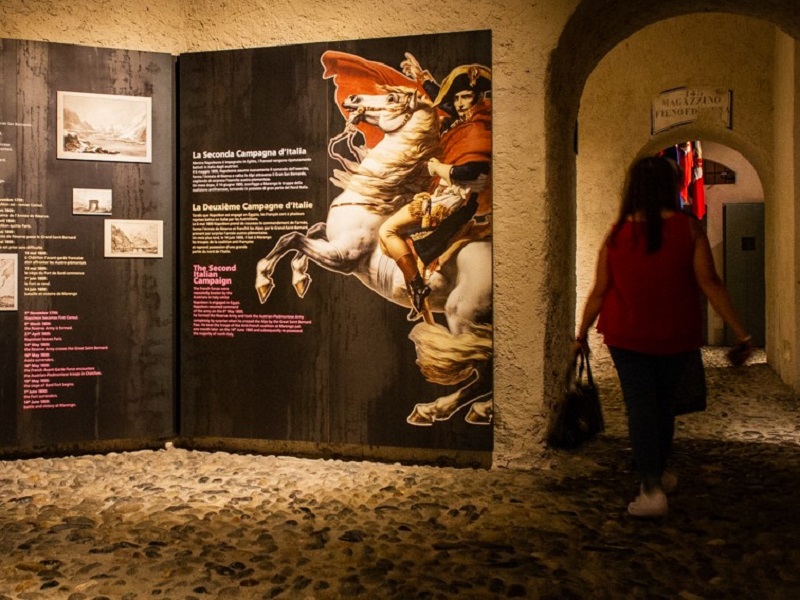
[674,348,707,416]
[547,348,605,449]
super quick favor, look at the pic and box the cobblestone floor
[0,348,798,599]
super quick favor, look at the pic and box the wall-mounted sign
[652,87,732,134]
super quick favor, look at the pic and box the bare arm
[576,241,610,349]
[691,220,750,343]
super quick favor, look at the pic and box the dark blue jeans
[609,347,693,492]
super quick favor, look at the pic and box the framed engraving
[104,219,163,258]
[73,188,112,215]
[57,91,152,163]
[0,253,18,310]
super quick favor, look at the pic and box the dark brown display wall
[0,39,176,451]
[1,30,492,459]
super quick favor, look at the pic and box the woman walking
[576,155,752,517]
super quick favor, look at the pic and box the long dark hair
[611,155,681,253]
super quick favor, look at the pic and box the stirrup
[406,307,424,322]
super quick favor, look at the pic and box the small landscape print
[104,219,163,258]
[57,91,152,163]
[73,188,112,215]
[0,253,18,311]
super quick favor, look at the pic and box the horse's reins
[328,94,417,211]
[334,93,414,143]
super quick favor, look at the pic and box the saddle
[409,193,492,271]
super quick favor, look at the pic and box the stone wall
[1,0,581,468]
[3,0,800,468]
[0,0,185,53]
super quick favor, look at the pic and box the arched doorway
[545,1,800,404]
[692,142,765,346]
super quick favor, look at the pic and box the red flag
[679,142,693,209]
[689,141,705,219]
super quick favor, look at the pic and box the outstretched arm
[401,52,438,96]
[576,241,610,351]
[401,53,432,83]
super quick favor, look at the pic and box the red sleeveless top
[597,213,703,354]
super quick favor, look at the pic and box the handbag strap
[577,348,595,388]
[565,347,596,390]
[564,353,577,390]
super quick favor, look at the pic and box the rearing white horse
[255,86,493,426]
[255,88,439,305]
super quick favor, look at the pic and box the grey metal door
[723,203,765,346]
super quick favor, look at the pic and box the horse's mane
[330,88,440,211]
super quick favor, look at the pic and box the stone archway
[575,10,775,350]
[543,0,800,407]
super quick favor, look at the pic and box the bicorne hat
[433,64,492,107]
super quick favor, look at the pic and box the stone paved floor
[0,348,798,599]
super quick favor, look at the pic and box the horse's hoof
[406,405,434,426]
[465,403,493,425]
[255,278,274,304]
[293,275,311,298]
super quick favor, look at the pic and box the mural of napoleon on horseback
[254,49,493,427]
[379,56,492,322]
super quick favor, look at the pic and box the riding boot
[395,253,430,313]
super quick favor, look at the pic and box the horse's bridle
[344,92,414,132]
[327,92,415,172]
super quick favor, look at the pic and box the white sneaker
[628,487,668,517]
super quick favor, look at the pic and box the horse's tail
[408,321,492,385]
